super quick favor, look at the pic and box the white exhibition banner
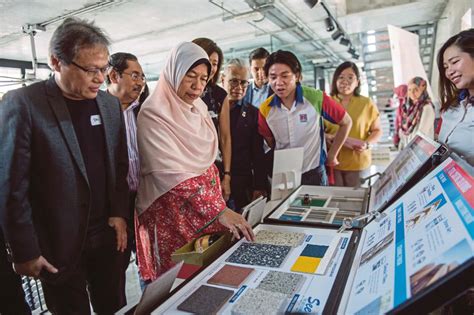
[388,24,434,98]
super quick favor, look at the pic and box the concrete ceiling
[0,0,447,81]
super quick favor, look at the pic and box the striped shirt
[124,100,140,191]
[258,84,345,172]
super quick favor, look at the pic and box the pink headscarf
[136,42,218,215]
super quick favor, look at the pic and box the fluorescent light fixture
[223,10,264,22]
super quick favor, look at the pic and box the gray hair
[223,58,248,77]
[49,17,111,64]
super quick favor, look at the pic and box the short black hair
[49,17,110,64]
[107,52,138,84]
[249,47,270,64]
[264,50,302,77]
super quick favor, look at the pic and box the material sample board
[207,265,254,288]
[153,224,352,314]
[225,243,291,268]
[176,285,234,314]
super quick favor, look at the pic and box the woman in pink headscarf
[393,77,435,149]
[135,42,254,281]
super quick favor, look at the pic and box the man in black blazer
[221,58,267,212]
[0,18,129,314]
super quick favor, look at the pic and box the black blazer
[0,77,129,278]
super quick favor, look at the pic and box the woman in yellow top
[325,61,382,187]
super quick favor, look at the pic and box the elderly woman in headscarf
[393,76,435,149]
[135,42,254,281]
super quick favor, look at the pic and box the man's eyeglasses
[228,78,249,88]
[70,61,109,78]
[122,71,146,82]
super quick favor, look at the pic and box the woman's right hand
[218,208,255,242]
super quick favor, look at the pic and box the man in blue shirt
[243,47,273,108]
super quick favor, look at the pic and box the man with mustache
[106,52,146,277]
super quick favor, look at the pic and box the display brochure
[152,224,354,314]
[340,156,474,314]
[371,132,442,212]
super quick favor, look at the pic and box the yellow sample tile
[291,256,321,273]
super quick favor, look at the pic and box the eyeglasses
[70,61,109,78]
[228,78,249,88]
[122,71,146,82]
[337,75,357,82]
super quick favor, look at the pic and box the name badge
[90,115,102,126]
[299,113,308,123]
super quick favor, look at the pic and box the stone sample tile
[177,285,234,315]
[207,264,254,288]
[225,242,292,268]
[231,288,287,315]
[257,270,305,297]
[255,230,306,247]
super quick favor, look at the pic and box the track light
[331,29,343,40]
[347,46,359,60]
[340,37,350,46]
[303,0,320,8]
[324,17,335,32]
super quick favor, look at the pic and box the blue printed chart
[342,157,474,314]
[153,224,352,314]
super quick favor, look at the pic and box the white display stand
[151,155,473,315]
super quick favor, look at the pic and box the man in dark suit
[0,17,129,314]
[0,229,31,315]
[221,58,267,212]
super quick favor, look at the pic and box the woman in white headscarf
[135,42,254,281]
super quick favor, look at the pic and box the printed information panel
[153,224,352,314]
[371,133,440,211]
[343,157,474,314]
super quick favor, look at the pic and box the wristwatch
[223,171,231,177]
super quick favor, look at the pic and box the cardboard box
[171,232,232,266]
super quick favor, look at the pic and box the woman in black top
[192,37,232,201]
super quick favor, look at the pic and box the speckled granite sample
[257,270,305,297]
[231,288,287,315]
[225,242,292,268]
[177,285,234,315]
[255,230,306,247]
[207,264,254,288]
